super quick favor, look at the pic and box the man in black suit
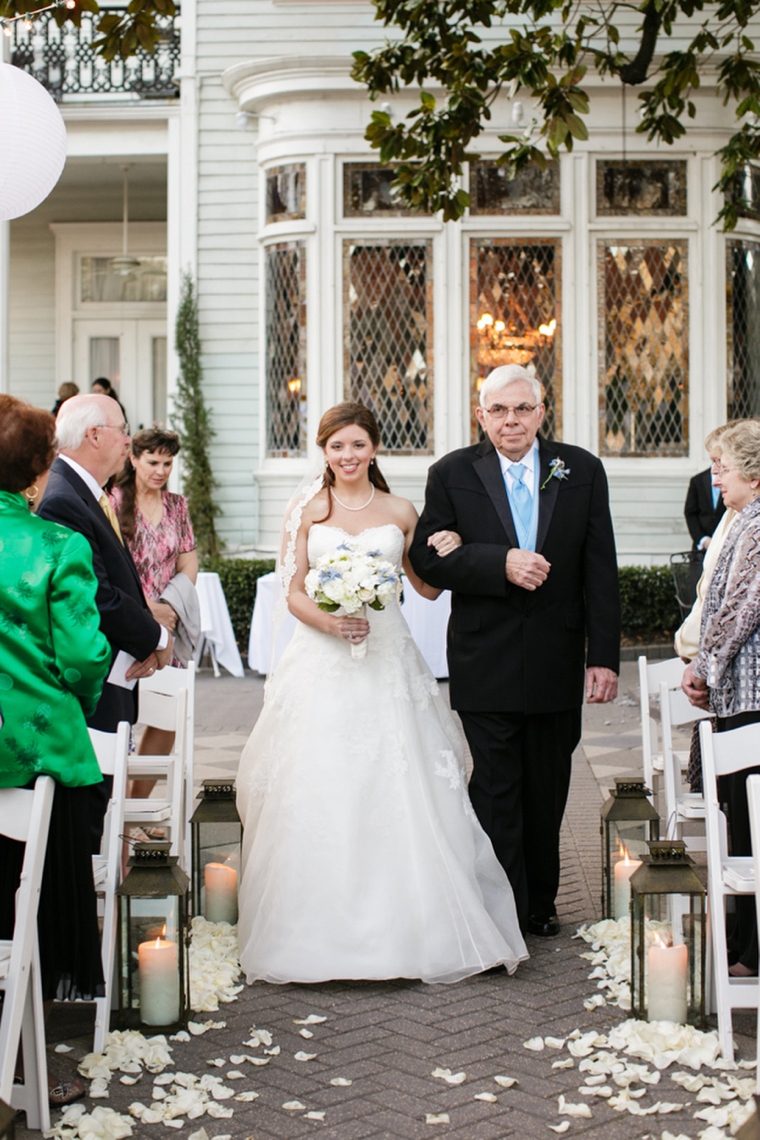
[410,365,620,937]
[38,395,173,837]
[684,462,725,553]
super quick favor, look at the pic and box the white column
[0,220,9,393]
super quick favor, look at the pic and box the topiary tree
[172,271,222,559]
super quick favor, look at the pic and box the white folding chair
[0,776,55,1132]
[700,718,759,1061]
[660,681,710,848]
[745,773,760,1087]
[126,685,188,860]
[638,654,691,791]
[135,662,195,871]
[88,722,130,1054]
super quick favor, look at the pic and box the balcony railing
[11,7,180,100]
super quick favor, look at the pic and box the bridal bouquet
[305,541,399,658]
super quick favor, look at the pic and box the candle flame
[617,842,631,865]
[652,931,673,949]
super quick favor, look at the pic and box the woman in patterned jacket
[684,418,760,976]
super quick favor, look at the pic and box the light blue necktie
[510,462,533,538]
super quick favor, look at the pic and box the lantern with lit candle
[630,839,706,1027]
[116,842,189,1031]
[600,777,660,919]
[190,781,242,924]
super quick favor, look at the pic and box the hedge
[617,565,682,643]
[206,558,682,653]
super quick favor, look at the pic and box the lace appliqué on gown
[236,523,528,985]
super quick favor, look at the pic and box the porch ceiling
[19,158,167,225]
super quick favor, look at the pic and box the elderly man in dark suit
[38,394,173,838]
[410,364,620,937]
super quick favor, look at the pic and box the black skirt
[0,779,105,1002]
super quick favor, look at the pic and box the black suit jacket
[409,438,620,714]
[37,458,162,731]
[684,467,725,548]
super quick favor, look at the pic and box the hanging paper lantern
[0,62,67,221]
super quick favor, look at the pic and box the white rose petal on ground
[282,1101,306,1111]
[431,1069,466,1085]
[88,1079,110,1100]
[474,1092,498,1103]
[524,1037,544,1052]
[299,1029,314,1039]
[246,1058,269,1067]
[294,1016,327,1025]
[425,1114,450,1125]
[170,1032,190,1043]
[304,1111,325,1121]
[55,1044,74,1054]
[119,1077,140,1086]
[493,1076,518,1088]
[544,1037,566,1050]
[264,1046,280,1056]
[225,1072,245,1081]
[153,1075,175,1087]
[548,1124,570,1134]
[163,1119,184,1129]
[207,1060,225,1068]
[206,1104,234,1120]
[233,1092,260,1102]
[295,1052,317,1062]
[329,1079,352,1087]
[557,1094,592,1118]
[188,1023,210,1037]
[186,1129,209,1140]
[151,1087,167,1100]
[552,1060,574,1070]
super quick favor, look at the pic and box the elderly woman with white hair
[684,418,760,976]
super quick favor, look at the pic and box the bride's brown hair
[315,402,390,522]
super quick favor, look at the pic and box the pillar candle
[138,936,179,1026]
[613,853,642,919]
[204,862,238,924]
[648,940,688,1023]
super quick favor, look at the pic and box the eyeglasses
[95,422,130,436]
[483,403,540,421]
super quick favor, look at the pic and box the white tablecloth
[248,572,451,678]
[195,571,245,678]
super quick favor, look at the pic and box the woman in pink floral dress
[111,427,197,783]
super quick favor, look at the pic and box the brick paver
[23,663,757,1140]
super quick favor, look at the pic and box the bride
[236,402,528,984]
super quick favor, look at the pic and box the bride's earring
[26,483,39,509]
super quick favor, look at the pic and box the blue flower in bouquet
[305,542,400,614]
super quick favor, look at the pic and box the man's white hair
[56,394,116,450]
[479,364,543,408]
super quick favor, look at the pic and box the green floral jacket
[0,490,110,788]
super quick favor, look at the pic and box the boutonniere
[540,457,570,491]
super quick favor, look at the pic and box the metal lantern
[736,1097,760,1140]
[190,780,242,925]
[116,842,189,1032]
[630,840,706,1027]
[600,777,660,919]
[0,1098,15,1140]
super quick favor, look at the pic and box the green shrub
[618,565,682,643]
[203,557,276,649]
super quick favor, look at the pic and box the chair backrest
[89,721,130,860]
[638,655,687,788]
[660,681,710,838]
[138,662,195,868]
[0,776,55,1108]
[700,718,760,780]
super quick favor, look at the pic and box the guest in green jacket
[0,394,110,1106]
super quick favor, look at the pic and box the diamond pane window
[599,241,688,457]
[344,240,432,454]
[470,239,561,444]
[266,164,306,224]
[265,241,307,457]
[727,240,760,419]
[343,164,420,217]
[597,161,687,216]
[469,161,560,215]
[727,164,760,222]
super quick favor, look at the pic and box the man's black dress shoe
[525,914,560,937]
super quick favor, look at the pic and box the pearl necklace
[331,484,376,512]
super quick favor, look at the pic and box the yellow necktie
[99,493,124,546]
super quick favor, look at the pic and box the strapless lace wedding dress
[236,523,528,984]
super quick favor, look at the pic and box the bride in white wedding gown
[236,403,528,984]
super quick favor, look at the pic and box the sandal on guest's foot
[728,961,757,978]
[48,1078,86,1106]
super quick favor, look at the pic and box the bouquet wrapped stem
[304,540,400,661]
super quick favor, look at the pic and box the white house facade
[2,1,760,563]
